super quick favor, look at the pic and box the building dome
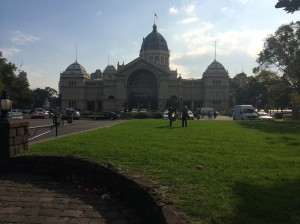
[103,65,116,79]
[203,60,228,77]
[63,61,89,78]
[103,65,116,74]
[139,24,170,68]
[140,24,169,53]
[90,69,103,80]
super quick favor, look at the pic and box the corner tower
[202,60,229,110]
[140,23,170,69]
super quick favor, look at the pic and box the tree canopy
[256,21,300,97]
[275,0,300,13]
[0,51,33,108]
[0,52,59,110]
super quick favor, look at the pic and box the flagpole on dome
[154,12,158,24]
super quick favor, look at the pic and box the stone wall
[6,155,189,224]
[0,119,29,158]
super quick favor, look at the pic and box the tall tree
[230,72,249,105]
[275,0,300,14]
[256,21,300,104]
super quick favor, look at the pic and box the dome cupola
[203,60,229,77]
[61,61,89,79]
[140,24,170,68]
[103,65,116,79]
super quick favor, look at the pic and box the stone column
[0,119,29,160]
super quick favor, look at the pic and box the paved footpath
[0,173,143,224]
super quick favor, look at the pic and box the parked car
[92,111,120,120]
[31,108,47,119]
[179,110,194,120]
[62,109,80,120]
[188,110,194,120]
[163,110,177,120]
[163,111,169,120]
[257,111,273,120]
[8,109,23,119]
[139,108,147,112]
[131,108,138,113]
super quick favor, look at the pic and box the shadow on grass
[226,179,300,224]
[236,120,300,135]
[156,126,183,129]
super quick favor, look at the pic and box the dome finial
[76,43,78,62]
[153,23,157,32]
[214,41,216,61]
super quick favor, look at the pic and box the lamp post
[0,91,12,119]
[180,95,183,110]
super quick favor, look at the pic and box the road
[27,118,127,144]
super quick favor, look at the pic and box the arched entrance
[127,69,158,111]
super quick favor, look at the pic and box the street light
[180,95,183,110]
[0,91,12,118]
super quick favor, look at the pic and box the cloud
[237,0,249,5]
[10,31,40,45]
[0,47,21,57]
[96,10,102,16]
[221,7,228,11]
[178,17,198,25]
[215,29,269,57]
[174,22,269,60]
[169,6,178,14]
[183,4,195,14]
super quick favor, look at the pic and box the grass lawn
[28,119,300,224]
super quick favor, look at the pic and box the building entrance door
[127,69,158,111]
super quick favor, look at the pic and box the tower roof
[62,61,89,78]
[103,65,116,74]
[203,60,228,77]
[140,24,169,53]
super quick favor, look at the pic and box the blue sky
[0,0,298,91]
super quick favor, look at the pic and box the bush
[152,112,163,119]
[120,113,133,119]
[275,112,283,119]
[133,113,150,119]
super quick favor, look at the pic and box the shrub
[133,113,150,119]
[152,112,163,119]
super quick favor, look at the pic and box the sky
[0,0,298,91]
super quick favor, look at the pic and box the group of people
[168,106,189,127]
[168,106,218,127]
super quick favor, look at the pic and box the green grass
[28,119,300,224]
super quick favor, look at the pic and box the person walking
[168,107,175,127]
[181,106,188,127]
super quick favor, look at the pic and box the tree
[256,21,300,104]
[275,0,300,14]
[230,72,249,106]
[32,87,58,109]
[0,52,34,109]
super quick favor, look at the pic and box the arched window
[108,95,115,100]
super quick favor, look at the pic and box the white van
[232,105,258,120]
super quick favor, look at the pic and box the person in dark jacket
[181,106,188,127]
[168,107,175,127]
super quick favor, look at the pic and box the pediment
[116,57,172,78]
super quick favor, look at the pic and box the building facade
[59,23,229,112]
